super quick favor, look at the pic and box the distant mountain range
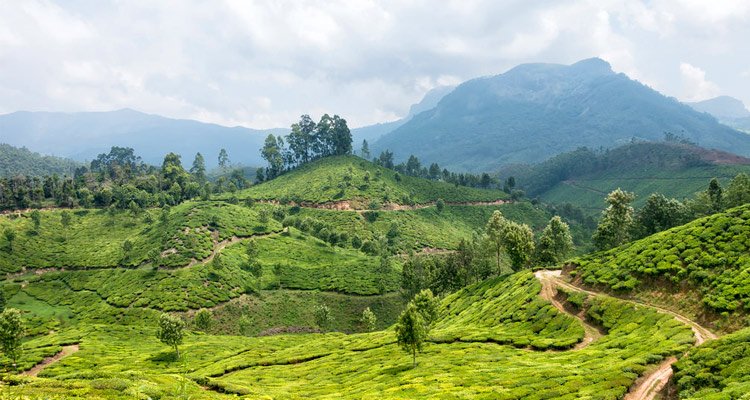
[372,58,750,172]
[0,109,285,168]
[687,96,750,132]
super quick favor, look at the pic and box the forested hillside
[374,58,750,172]
[0,143,81,178]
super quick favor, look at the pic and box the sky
[1,0,749,129]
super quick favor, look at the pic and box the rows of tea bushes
[673,326,750,399]
[569,204,750,328]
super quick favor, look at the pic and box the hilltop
[373,58,750,172]
[236,155,509,207]
[688,95,750,132]
[0,143,82,178]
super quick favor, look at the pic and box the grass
[229,155,509,206]
[568,203,750,331]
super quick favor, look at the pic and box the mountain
[0,143,82,178]
[687,95,750,132]
[373,58,750,172]
[0,109,286,168]
[351,85,455,146]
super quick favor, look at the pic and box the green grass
[673,327,750,399]
[230,155,508,206]
[540,165,750,214]
[569,203,750,331]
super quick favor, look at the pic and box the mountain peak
[570,57,614,75]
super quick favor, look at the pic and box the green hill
[568,203,750,332]
[0,143,81,178]
[234,155,508,207]
[0,271,694,399]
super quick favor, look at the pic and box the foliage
[534,216,573,266]
[412,289,439,331]
[156,313,185,359]
[313,304,333,331]
[360,307,377,332]
[194,309,212,331]
[0,143,82,178]
[395,302,426,367]
[0,308,25,366]
[502,220,535,270]
[592,188,635,250]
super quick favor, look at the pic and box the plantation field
[539,165,750,213]
[230,155,508,206]
[0,271,696,399]
[568,204,750,331]
[673,326,750,399]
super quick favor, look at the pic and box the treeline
[508,139,710,197]
[0,146,248,211]
[257,114,353,181]
[0,144,81,178]
[592,173,750,251]
[370,147,521,196]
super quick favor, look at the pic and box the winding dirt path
[254,198,512,212]
[21,345,79,377]
[535,270,719,400]
[534,271,602,350]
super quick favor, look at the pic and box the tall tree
[592,188,636,251]
[707,178,724,213]
[218,149,230,173]
[725,173,750,208]
[486,210,507,273]
[260,135,284,179]
[330,115,353,156]
[395,302,426,368]
[60,210,72,241]
[412,289,439,332]
[0,308,25,369]
[156,313,185,359]
[190,152,207,183]
[162,152,188,187]
[631,194,687,239]
[361,139,371,159]
[534,216,573,266]
[503,221,535,271]
[288,115,316,165]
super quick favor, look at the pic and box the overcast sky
[1,0,749,129]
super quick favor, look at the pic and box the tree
[218,149,230,173]
[60,210,72,241]
[258,208,270,225]
[313,303,333,331]
[162,153,188,187]
[428,163,441,180]
[30,209,41,232]
[360,307,377,332]
[194,309,212,331]
[361,139,370,159]
[190,152,207,183]
[486,210,507,273]
[725,173,750,208]
[503,221,535,271]
[376,254,391,295]
[287,115,316,165]
[0,308,25,368]
[631,194,687,239]
[395,302,426,368]
[534,216,573,266]
[3,228,15,252]
[245,240,262,293]
[122,239,133,262]
[412,289,439,332]
[351,235,362,252]
[707,178,724,213]
[592,188,636,251]
[330,115,353,156]
[0,290,6,311]
[273,262,283,289]
[261,135,284,179]
[436,198,445,213]
[156,313,185,359]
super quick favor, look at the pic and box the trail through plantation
[255,198,512,211]
[534,270,719,400]
[21,345,79,377]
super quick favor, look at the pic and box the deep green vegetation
[570,203,750,331]
[0,143,81,179]
[673,326,750,399]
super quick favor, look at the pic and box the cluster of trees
[258,114,353,181]
[370,149,520,195]
[402,213,573,298]
[592,173,750,251]
[0,146,250,211]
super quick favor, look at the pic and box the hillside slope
[0,143,81,178]
[374,58,750,172]
[238,155,509,206]
[568,204,750,331]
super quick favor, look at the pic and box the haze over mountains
[372,58,750,172]
[3,58,749,173]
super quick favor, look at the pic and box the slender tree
[218,149,230,173]
[486,210,507,273]
[0,308,25,369]
[361,139,370,159]
[412,289,439,332]
[395,302,426,368]
[60,210,72,241]
[190,152,207,183]
[156,313,185,359]
[592,188,636,251]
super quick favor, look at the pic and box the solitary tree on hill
[60,210,72,241]
[395,302,426,368]
[156,313,185,359]
[0,308,25,369]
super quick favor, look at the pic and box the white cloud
[679,62,721,101]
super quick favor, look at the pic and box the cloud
[0,1,749,128]
[680,62,720,101]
